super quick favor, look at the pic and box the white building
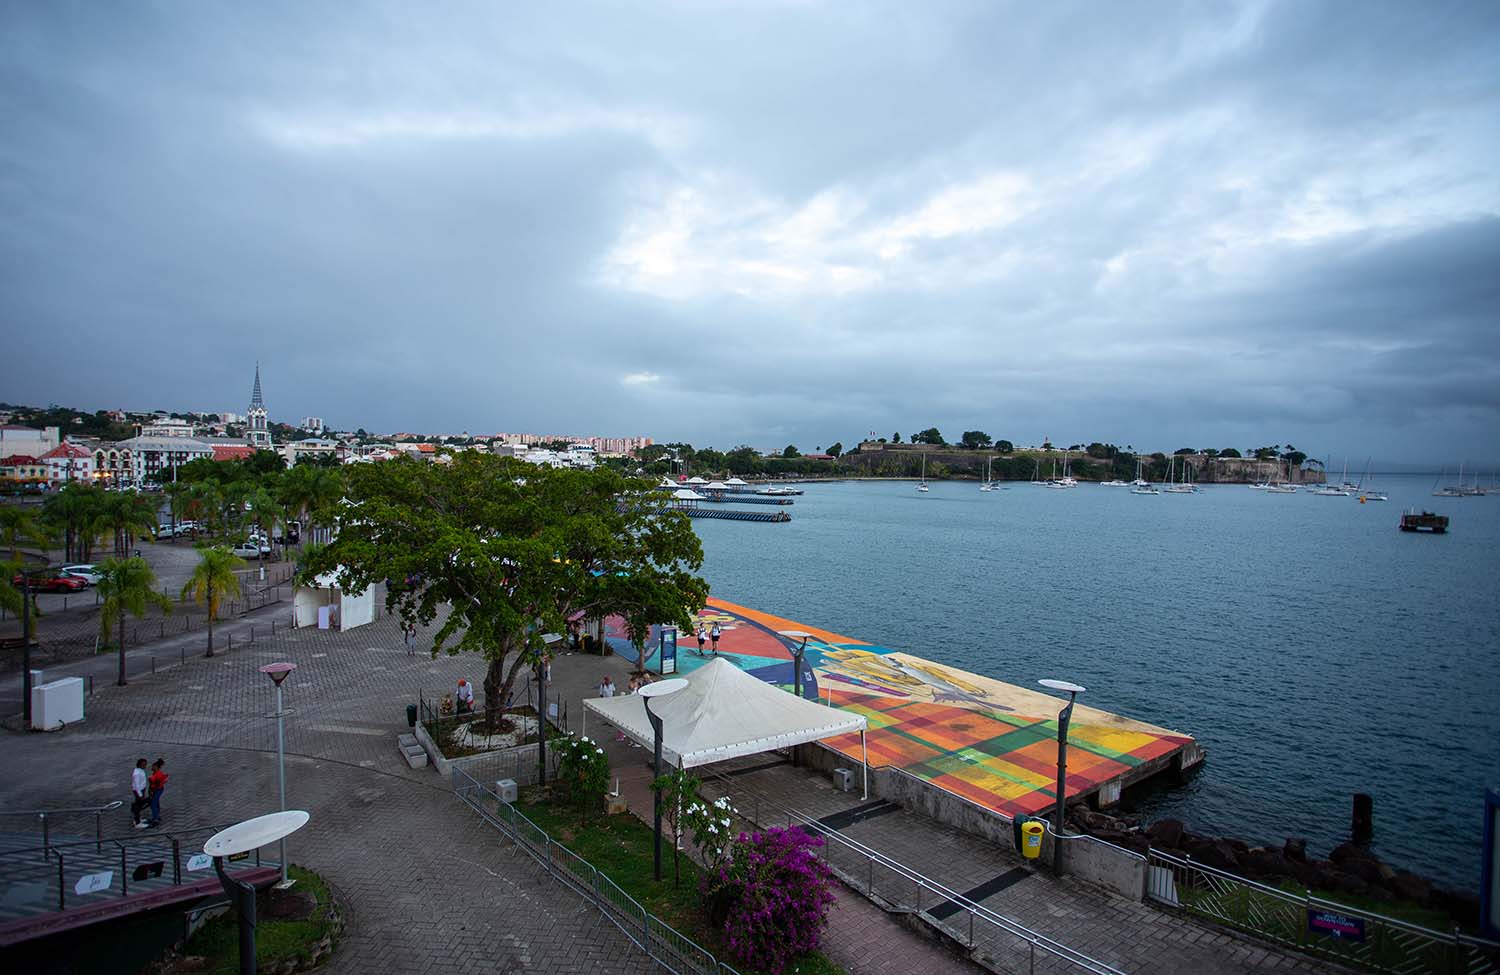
[302,416,324,434]
[283,438,340,466]
[563,443,598,468]
[42,442,94,486]
[141,417,196,438]
[111,436,215,487]
[0,424,60,460]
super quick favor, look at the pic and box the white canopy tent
[583,658,870,797]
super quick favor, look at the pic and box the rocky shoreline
[1069,809,1482,929]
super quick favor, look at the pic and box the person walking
[710,622,722,655]
[404,622,417,655]
[696,624,707,656]
[130,758,149,829]
[147,758,169,828]
[598,675,616,698]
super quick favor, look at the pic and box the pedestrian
[598,675,616,698]
[147,758,169,827]
[455,678,474,714]
[404,622,416,655]
[130,758,149,829]
[696,624,707,656]
[710,622,722,655]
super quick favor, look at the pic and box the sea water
[690,474,1500,890]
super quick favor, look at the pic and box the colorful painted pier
[678,507,791,523]
[623,598,1200,820]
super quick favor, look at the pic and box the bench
[397,733,428,769]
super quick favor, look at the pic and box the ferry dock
[679,507,790,523]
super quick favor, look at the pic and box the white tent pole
[582,708,587,739]
[861,730,869,800]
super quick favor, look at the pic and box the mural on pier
[611,597,1195,819]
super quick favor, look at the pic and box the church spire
[250,362,264,410]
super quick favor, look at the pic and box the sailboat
[1265,457,1298,494]
[916,454,930,492]
[1057,451,1078,488]
[980,455,998,491]
[1030,458,1044,486]
[1312,457,1350,496]
[1164,455,1195,493]
[1354,458,1387,502]
[1130,458,1158,494]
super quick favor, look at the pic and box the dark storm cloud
[1,1,1497,461]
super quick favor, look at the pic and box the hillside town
[0,366,654,491]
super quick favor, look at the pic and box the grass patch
[516,788,843,975]
[169,865,338,975]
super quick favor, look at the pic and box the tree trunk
[205,588,215,658]
[116,603,127,686]
[483,656,505,713]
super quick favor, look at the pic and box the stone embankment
[1069,809,1481,927]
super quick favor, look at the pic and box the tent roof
[724,477,749,485]
[673,488,704,500]
[583,658,866,768]
[686,476,708,484]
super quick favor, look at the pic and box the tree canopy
[911,427,945,445]
[958,430,991,449]
[304,453,709,710]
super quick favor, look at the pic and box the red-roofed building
[1,454,48,485]
[212,444,257,462]
[41,442,94,485]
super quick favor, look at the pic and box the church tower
[247,363,271,449]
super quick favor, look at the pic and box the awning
[583,658,868,772]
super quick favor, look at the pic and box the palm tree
[181,545,245,657]
[0,505,50,561]
[185,481,218,538]
[277,465,317,544]
[97,491,156,557]
[246,487,280,556]
[42,483,105,562]
[162,481,191,542]
[305,469,345,544]
[98,557,172,685]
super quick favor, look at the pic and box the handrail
[704,767,1128,975]
[0,800,122,817]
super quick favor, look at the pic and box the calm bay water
[690,474,1500,890]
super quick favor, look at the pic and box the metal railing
[1146,849,1500,975]
[0,823,274,919]
[452,766,742,975]
[703,767,1127,975]
[0,800,123,854]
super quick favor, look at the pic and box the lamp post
[259,662,297,887]
[640,677,688,881]
[1038,679,1086,842]
[20,570,34,728]
[777,630,813,698]
[204,811,310,975]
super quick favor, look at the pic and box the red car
[11,573,88,593]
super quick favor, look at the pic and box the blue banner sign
[1308,909,1365,942]
[660,627,678,675]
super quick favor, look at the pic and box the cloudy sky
[2,1,1497,462]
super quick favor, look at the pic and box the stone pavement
[2,609,980,975]
[1,612,657,974]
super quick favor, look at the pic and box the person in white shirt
[455,678,475,713]
[130,758,150,828]
[598,675,615,698]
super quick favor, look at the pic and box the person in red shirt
[147,758,169,827]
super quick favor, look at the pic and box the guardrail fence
[1145,849,1500,975]
[451,766,742,975]
[702,767,1127,975]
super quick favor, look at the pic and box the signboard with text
[1308,909,1365,943]
[659,627,678,675]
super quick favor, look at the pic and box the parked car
[231,542,269,559]
[12,572,89,593]
[59,564,102,585]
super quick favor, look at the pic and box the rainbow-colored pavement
[613,597,1197,819]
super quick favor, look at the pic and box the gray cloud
[1,1,1497,462]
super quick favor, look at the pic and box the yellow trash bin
[1021,820,1045,859]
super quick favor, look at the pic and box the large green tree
[959,430,991,449]
[303,453,709,711]
[98,557,172,685]
[912,427,945,445]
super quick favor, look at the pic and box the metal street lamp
[204,810,310,975]
[259,662,297,887]
[777,630,813,699]
[1038,679,1086,841]
[19,569,35,728]
[640,677,689,881]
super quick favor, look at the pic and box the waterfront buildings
[41,441,93,484]
[0,424,60,460]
